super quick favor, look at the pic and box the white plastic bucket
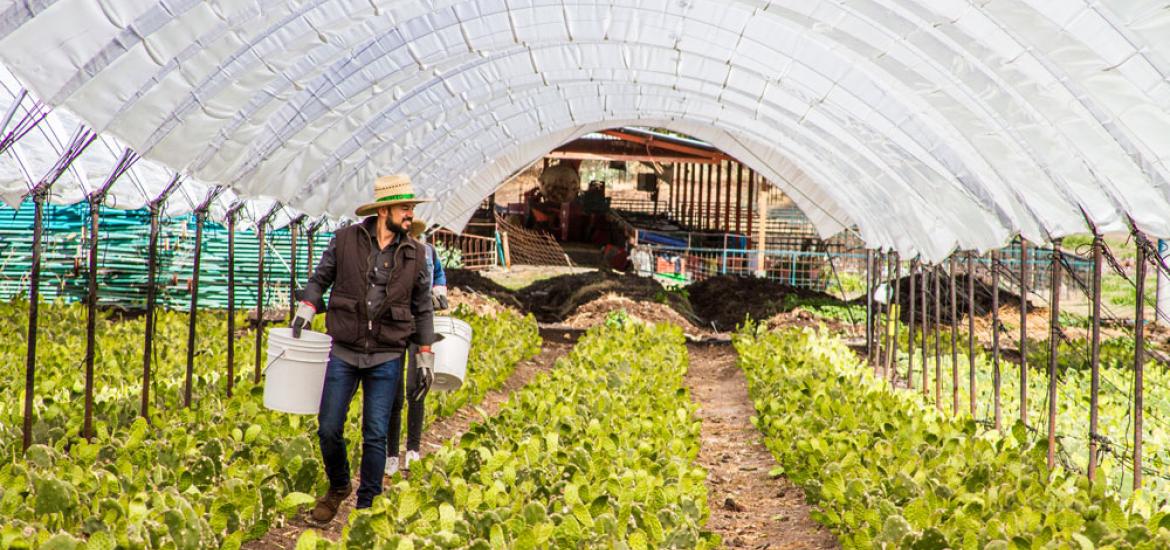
[431,316,473,392]
[263,327,333,414]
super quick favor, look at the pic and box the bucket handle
[262,348,288,376]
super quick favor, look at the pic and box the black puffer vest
[325,219,424,354]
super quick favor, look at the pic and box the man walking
[290,174,437,521]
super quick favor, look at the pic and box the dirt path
[246,341,571,549]
[687,343,838,549]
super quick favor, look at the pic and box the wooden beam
[600,129,729,161]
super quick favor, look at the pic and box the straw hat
[354,174,432,217]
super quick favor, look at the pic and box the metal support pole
[992,251,1002,430]
[255,222,267,383]
[921,264,930,396]
[83,196,100,439]
[183,209,206,408]
[141,202,161,420]
[22,191,46,451]
[1019,239,1029,425]
[82,149,137,438]
[866,249,875,364]
[908,259,917,389]
[881,253,893,378]
[307,226,315,279]
[289,221,299,318]
[1134,242,1147,490]
[934,265,942,409]
[950,256,959,415]
[888,253,901,384]
[1157,239,1169,325]
[967,252,977,417]
[227,210,237,397]
[1046,240,1062,470]
[1088,234,1103,481]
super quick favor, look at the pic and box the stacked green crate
[0,201,329,312]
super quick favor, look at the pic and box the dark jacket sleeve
[430,244,447,287]
[300,236,338,313]
[411,253,437,346]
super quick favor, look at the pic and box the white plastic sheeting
[0,0,1167,260]
[0,65,321,230]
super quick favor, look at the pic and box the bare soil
[686,342,838,549]
[244,341,571,549]
[444,268,526,311]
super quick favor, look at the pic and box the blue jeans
[317,353,402,508]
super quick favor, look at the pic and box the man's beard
[386,216,411,235]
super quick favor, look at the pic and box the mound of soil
[765,308,858,336]
[687,275,842,332]
[447,288,518,317]
[516,270,698,324]
[564,294,704,334]
[444,269,524,311]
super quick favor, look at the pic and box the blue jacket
[424,243,447,287]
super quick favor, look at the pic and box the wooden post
[746,169,755,243]
[1088,234,1103,481]
[502,231,512,269]
[683,163,692,228]
[713,162,722,231]
[704,164,713,230]
[724,161,732,233]
[735,163,744,234]
[755,182,768,277]
[1046,240,1062,470]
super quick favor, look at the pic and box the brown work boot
[310,483,352,523]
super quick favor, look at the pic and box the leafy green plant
[736,327,1169,549]
[433,241,463,270]
[327,322,719,549]
[0,299,540,548]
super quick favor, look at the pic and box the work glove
[412,349,435,401]
[431,285,449,311]
[291,301,315,338]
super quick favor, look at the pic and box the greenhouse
[1,1,1170,548]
